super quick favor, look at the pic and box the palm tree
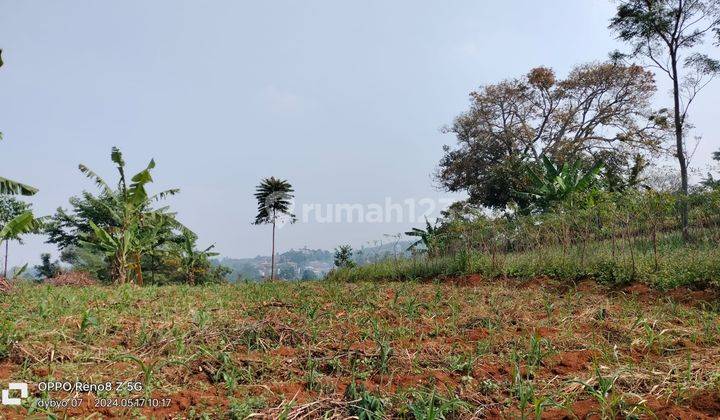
[253,177,295,280]
[79,147,179,284]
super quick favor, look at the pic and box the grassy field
[0,278,719,419]
[327,232,720,291]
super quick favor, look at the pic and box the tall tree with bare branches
[610,0,720,239]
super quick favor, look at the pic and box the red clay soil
[542,399,602,419]
[2,276,719,418]
[452,274,485,286]
[641,392,720,420]
[473,362,510,381]
[690,392,720,416]
[546,349,596,376]
[622,283,719,307]
[543,392,720,420]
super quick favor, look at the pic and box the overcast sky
[1,0,718,268]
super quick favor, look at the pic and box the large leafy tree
[437,62,665,209]
[610,0,720,239]
[45,192,120,250]
[253,177,295,280]
[74,148,180,284]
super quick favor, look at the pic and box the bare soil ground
[0,277,718,418]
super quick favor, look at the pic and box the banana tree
[171,228,218,285]
[0,176,38,196]
[136,208,183,284]
[405,217,443,257]
[516,156,604,212]
[0,212,42,277]
[79,148,179,285]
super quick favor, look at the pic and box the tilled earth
[0,277,719,418]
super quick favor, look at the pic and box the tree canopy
[436,62,666,209]
[45,148,227,285]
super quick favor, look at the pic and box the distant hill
[215,240,413,281]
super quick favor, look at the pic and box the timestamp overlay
[9,380,173,412]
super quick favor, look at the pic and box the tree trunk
[270,219,276,281]
[135,254,143,286]
[115,252,127,284]
[670,51,690,241]
[2,240,7,278]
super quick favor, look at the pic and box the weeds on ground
[0,279,717,417]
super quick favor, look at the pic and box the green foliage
[516,156,604,212]
[277,264,297,280]
[33,253,61,279]
[345,382,384,420]
[75,147,180,284]
[45,192,120,250]
[571,365,651,418]
[329,189,720,290]
[701,148,720,190]
[405,218,443,256]
[407,388,468,419]
[253,177,295,225]
[44,147,218,285]
[0,196,39,277]
[333,244,356,269]
[169,228,219,285]
[0,212,41,243]
[228,396,267,419]
[0,196,31,228]
[610,0,720,237]
[253,177,295,280]
[0,176,39,196]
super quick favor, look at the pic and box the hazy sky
[1,0,718,268]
